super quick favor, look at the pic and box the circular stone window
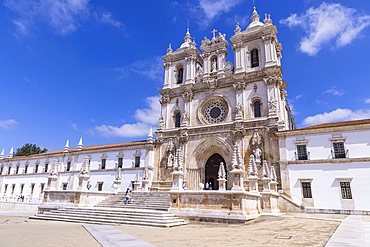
[199,97,228,124]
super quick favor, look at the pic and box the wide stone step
[30,206,187,227]
[42,212,182,224]
[30,215,187,227]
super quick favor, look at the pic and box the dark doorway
[205,153,226,190]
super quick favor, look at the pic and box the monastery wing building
[1,7,369,220]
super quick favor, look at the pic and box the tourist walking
[125,189,132,204]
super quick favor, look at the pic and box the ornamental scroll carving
[159,96,170,105]
[268,97,277,117]
[182,91,193,102]
[263,75,283,86]
[233,81,246,93]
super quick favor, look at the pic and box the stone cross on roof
[211,29,217,39]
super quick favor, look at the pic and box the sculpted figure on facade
[157,115,164,130]
[201,37,211,46]
[235,102,243,120]
[80,157,90,176]
[268,96,277,116]
[49,159,59,176]
[211,59,217,72]
[253,147,262,164]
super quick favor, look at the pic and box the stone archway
[205,153,226,190]
[186,137,233,190]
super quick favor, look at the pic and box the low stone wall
[277,192,304,213]
[0,202,39,211]
[38,190,115,213]
[169,190,264,222]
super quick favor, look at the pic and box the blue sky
[1,0,370,154]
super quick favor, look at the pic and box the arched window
[254,101,261,118]
[251,49,259,68]
[177,68,183,84]
[175,113,181,128]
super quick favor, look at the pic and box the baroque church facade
[154,7,294,191]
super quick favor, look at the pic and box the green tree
[14,143,48,157]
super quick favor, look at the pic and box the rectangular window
[16,166,19,174]
[20,184,24,194]
[297,145,308,160]
[118,158,123,168]
[40,183,45,192]
[101,159,106,169]
[4,184,8,193]
[44,163,48,173]
[340,182,352,199]
[333,142,345,158]
[24,165,28,174]
[31,184,35,194]
[66,161,71,171]
[8,166,11,175]
[135,157,140,167]
[98,182,103,191]
[302,182,312,198]
[11,184,15,194]
[62,183,68,190]
[35,165,39,173]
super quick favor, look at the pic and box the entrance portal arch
[205,153,226,190]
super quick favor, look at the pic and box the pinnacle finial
[77,137,83,150]
[8,147,14,158]
[147,127,154,143]
[0,149,4,158]
[64,139,69,152]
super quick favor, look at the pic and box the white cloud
[115,56,163,82]
[280,3,370,56]
[366,99,370,104]
[226,14,249,28]
[5,0,91,37]
[94,11,123,28]
[0,119,18,129]
[71,123,78,130]
[190,0,243,29]
[94,96,161,138]
[22,77,31,82]
[302,108,370,126]
[323,86,346,96]
[295,94,304,100]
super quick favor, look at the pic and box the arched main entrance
[205,153,226,190]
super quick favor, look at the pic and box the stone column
[77,157,91,191]
[132,171,140,191]
[112,168,122,192]
[141,166,150,191]
[247,155,259,194]
[170,148,185,191]
[230,143,246,191]
[46,159,59,190]
[217,162,227,191]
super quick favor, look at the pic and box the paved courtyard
[3,212,367,247]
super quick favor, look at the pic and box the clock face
[202,97,228,124]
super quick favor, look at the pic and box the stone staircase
[30,207,187,227]
[96,191,171,211]
[30,191,187,227]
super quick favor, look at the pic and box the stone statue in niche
[253,147,262,164]
[211,60,217,72]
[167,152,174,168]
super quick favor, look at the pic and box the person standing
[205,182,209,190]
[209,182,212,190]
